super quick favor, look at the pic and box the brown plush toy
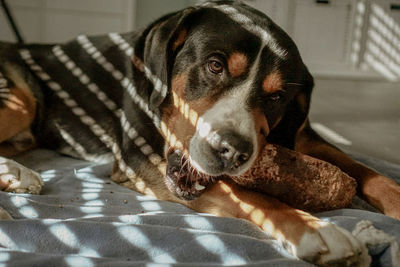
[228,144,357,212]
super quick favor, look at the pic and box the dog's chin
[165,149,217,200]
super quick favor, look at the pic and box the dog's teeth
[194,181,205,191]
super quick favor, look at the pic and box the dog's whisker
[285,82,303,86]
[190,166,196,178]
[181,156,190,168]
[178,163,185,176]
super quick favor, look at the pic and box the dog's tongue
[165,150,212,200]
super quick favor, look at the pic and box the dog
[1,1,399,265]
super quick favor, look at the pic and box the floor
[309,78,400,165]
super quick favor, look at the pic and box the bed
[0,149,399,266]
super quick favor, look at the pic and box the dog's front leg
[295,123,400,220]
[188,180,369,266]
[111,161,368,265]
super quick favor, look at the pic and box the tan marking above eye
[228,52,248,78]
[262,71,282,93]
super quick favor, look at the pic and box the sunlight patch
[42,219,60,225]
[118,215,142,223]
[81,193,100,201]
[118,226,176,263]
[81,182,104,189]
[140,201,162,211]
[10,196,28,207]
[83,200,105,206]
[75,172,105,183]
[82,214,104,219]
[118,226,150,246]
[81,188,103,193]
[196,234,246,265]
[50,224,79,248]
[65,255,94,267]
[41,169,57,181]
[0,252,9,262]
[0,229,16,248]
[19,206,39,218]
[135,195,157,201]
[79,247,101,258]
[80,206,103,214]
[184,216,213,230]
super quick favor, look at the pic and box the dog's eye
[207,59,224,74]
[268,92,283,102]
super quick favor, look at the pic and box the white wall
[135,0,193,29]
[0,0,136,43]
[1,0,400,80]
[245,0,400,80]
[0,0,196,43]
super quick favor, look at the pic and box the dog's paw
[288,221,370,266]
[0,157,43,194]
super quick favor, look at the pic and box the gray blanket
[0,149,399,266]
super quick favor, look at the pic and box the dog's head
[133,1,314,200]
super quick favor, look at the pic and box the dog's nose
[207,130,253,171]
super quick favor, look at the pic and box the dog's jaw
[165,149,216,200]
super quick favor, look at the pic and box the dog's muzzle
[205,129,253,171]
[165,129,255,200]
[189,128,255,177]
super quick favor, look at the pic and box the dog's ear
[134,7,197,110]
[267,66,314,149]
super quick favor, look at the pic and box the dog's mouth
[165,149,217,200]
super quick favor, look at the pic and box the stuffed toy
[228,144,357,212]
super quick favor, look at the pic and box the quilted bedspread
[0,149,399,266]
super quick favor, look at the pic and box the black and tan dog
[1,1,399,265]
